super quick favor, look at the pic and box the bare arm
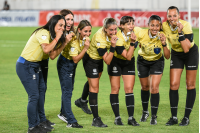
[160,33,170,59]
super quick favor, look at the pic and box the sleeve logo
[42,35,47,40]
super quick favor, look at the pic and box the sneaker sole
[91,124,108,127]
[57,114,68,123]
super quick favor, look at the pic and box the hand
[65,33,73,44]
[55,29,63,40]
[111,35,118,47]
[160,33,166,45]
[177,22,183,33]
[130,32,136,43]
[84,39,90,50]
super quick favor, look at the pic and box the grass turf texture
[0,27,198,133]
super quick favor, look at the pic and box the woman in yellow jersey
[57,19,92,128]
[107,16,139,126]
[136,15,170,125]
[82,18,118,127]
[163,6,199,126]
[56,9,76,123]
[16,15,68,133]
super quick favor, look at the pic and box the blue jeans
[16,57,46,128]
[57,55,77,124]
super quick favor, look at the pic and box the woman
[163,6,198,126]
[107,16,139,126]
[16,15,68,133]
[136,15,170,125]
[57,19,92,128]
[83,18,118,127]
[57,9,75,123]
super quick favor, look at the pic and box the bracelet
[110,46,115,53]
[130,42,135,46]
[162,43,167,47]
[178,35,185,42]
[54,38,58,43]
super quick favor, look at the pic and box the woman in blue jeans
[16,15,68,133]
[57,20,92,128]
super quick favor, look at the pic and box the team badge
[42,35,47,40]
[93,69,97,72]
[71,47,75,52]
[113,66,117,71]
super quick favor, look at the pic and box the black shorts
[107,56,135,76]
[137,55,164,78]
[170,44,199,70]
[82,53,103,78]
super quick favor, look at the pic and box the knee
[111,86,120,94]
[124,87,133,93]
[150,85,159,94]
[186,82,195,90]
[170,82,179,90]
[90,87,99,93]
[141,84,150,91]
[29,94,39,102]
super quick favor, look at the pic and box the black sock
[169,89,179,117]
[141,90,150,112]
[89,92,98,118]
[110,94,119,117]
[81,81,89,100]
[184,88,196,119]
[125,93,134,117]
[150,93,160,116]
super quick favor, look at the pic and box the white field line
[0,40,26,47]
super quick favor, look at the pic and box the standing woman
[57,9,75,123]
[163,6,198,126]
[136,15,170,125]
[83,18,118,127]
[57,19,92,128]
[16,15,68,133]
[108,16,139,126]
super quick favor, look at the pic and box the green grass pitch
[0,27,198,133]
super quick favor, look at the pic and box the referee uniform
[16,29,55,131]
[163,19,198,126]
[135,27,170,124]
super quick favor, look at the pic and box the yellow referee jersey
[135,28,169,61]
[69,39,85,57]
[21,29,51,62]
[61,36,77,60]
[162,19,194,52]
[87,27,112,60]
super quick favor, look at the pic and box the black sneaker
[27,125,47,133]
[114,117,124,125]
[179,117,190,126]
[128,117,140,126]
[46,119,55,126]
[150,115,157,125]
[92,117,108,127]
[57,113,68,123]
[140,111,149,122]
[166,116,178,126]
[39,121,54,131]
[75,98,92,114]
[66,122,83,128]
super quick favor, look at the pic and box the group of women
[16,6,198,133]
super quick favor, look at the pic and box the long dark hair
[32,15,66,44]
[59,9,75,33]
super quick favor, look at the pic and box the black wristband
[162,44,167,47]
[110,46,115,53]
[178,35,185,42]
[178,32,183,35]
[130,42,135,46]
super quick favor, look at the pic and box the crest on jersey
[71,47,75,52]
[42,35,47,40]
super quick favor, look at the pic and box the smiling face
[149,20,161,36]
[54,19,65,32]
[64,14,74,31]
[121,20,134,35]
[105,24,118,38]
[78,26,92,40]
[167,9,180,27]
